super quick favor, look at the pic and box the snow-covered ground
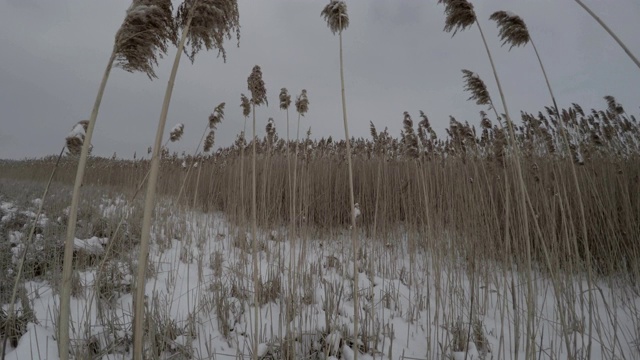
[1,188,639,359]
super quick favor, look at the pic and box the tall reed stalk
[489,11,595,357]
[438,0,537,357]
[58,2,176,358]
[247,64,267,360]
[132,1,239,357]
[574,0,640,70]
[321,2,359,358]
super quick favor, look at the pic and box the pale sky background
[0,0,639,160]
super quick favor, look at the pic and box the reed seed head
[266,117,276,138]
[604,95,624,115]
[209,102,226,129]
[114,0,177,79]
[177,0,241,63]
[369,121,378,141]
[279,88,292,110]
[438,0,477,36]
[321,0,349,35]
[65,120,90,155]
[204,130,215,152]
[169,123,185,142]
[403,112,414,134]
[247,65,267,107]
[489,11,530,50]
[462,70,492,108]
[295,89,309,115]
[240,93,251,118]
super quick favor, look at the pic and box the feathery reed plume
[115,0,177,79]
[279,86,295,349]
[247,64,267,360]
[604,95,624,115]
[440,2,538,355]
[266,117,276,145]
[133,1,241,357]
[321,0,349,34]
[462,70,493,109]
[292,89,310,261]
[209,102,226,129]
[488,12,595,346]
[241,93,251,118]
[321,1,359,358]
[204,130,215,153]
[369,121,378,142]
[295,89,310,115]
[65,120,89,156]
[177,0,240,62]
[238,93,251,228]
[59,4,178,357]
[489,11,530,50]
[169,123,185,142]
[279,87,292,110]
[248,65,268,106]
[438,0,476,36]
[574,0,640,70]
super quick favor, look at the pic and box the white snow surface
[2,198,640,359]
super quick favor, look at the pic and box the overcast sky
[1,0,639,160]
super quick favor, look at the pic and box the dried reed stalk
[439,0,537,357]
[247,64,267,360]
[133,0,239,358]
[573,0,640,70]
[321,1,359,358]
[59,1,176,358]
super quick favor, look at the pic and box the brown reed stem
[132,6,196,358]
[59,48,116,360]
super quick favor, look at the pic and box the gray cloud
[1,0,639,159]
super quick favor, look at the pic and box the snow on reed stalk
[321,1,359,359]
[59,1,177,358]
[247,64,267,360]
[133,0,239,358]
[573,0,640,70]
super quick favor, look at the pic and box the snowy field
[1,180,639,359]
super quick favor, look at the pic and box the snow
[3,324,59,360]
[67,123,86,141]
[171,123,184,134]
[2,195,639,359]
[73,236,107,255]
